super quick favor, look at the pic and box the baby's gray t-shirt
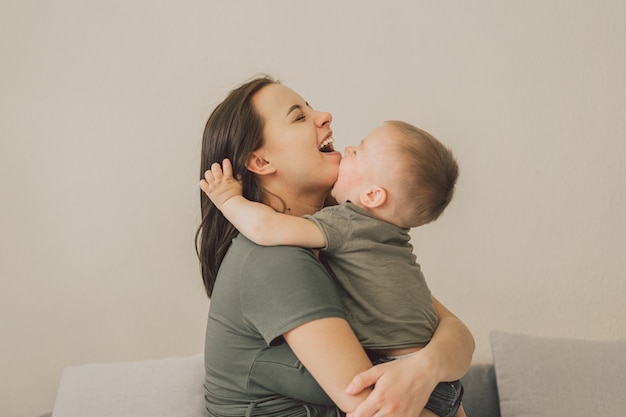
[306,202,439,351]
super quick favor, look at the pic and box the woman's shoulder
[225,234,324,276]
[232,234,317,258]
[225,234,342,308]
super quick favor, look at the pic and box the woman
[196,75,474,417]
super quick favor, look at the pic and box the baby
[201,120,465,417]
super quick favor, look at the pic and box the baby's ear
[245,149,276,175]
[360,185,387,208]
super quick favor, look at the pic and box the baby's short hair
[385,120,458,227]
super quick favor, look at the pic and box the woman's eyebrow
[286,102,312,117]
[286,104,302,117]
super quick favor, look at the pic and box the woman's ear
[245,150,276,175]
[359,185,387,208]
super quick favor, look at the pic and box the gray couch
[460,364,500,417]
[48,353,498,417]
[49,331,625,417]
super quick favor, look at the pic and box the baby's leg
[418,404,465,417]
[418,404,466,417]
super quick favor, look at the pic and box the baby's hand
[200,159,243,209]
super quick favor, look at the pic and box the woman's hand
[346,296,474,417]
[344,350,439,417]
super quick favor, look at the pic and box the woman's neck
[263,188,327,217]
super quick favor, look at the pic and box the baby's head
[385,120,458,228]
[331,121,458,228]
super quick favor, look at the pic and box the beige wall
[1,1,625,416]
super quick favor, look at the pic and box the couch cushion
[52,354,206,417]
[460,363,501,417]
[490,331,626,417]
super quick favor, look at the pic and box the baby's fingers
[210,162,224,180]
[221,158,235,179]
[199,179,211,195]
[203,170,215,189]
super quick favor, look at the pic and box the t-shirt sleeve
[304,206,352,253]
[240,245,347,345]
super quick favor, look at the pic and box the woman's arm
[345,296,475,417]
[201,159,326,247]
[424,296,475,380]
[284,317,373,413]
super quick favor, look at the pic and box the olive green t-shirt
[204,235,347,417]
[306,202,439,350]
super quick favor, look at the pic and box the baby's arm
[200,159,326,248]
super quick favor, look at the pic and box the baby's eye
[295,113,306,121]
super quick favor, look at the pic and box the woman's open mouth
[319,137,335,153]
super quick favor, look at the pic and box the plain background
[1,1,625,416]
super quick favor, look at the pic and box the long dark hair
[195,75,278,297]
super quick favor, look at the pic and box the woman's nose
[315,110,332,127]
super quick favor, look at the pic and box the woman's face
[252,84,342,196]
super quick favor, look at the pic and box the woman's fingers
[345,367,383,417]
[346,366,381,395]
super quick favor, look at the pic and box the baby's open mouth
[319,137,335,153]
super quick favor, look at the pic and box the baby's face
[330,124,397,204]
